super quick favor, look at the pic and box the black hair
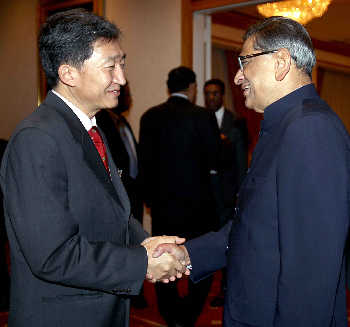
[167,66,196,93]
[39,8,121,88]
[204,78,225,94]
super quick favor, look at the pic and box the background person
[139,66,222,327]
[96,82,147,308]
[203,78,248,308]
[203,78,248,229]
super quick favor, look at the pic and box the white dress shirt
[215,106,225,129]
[52,90,97,131]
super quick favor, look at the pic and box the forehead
[204,84,221,93]
[240,37,255,56]
[90,38,124,62]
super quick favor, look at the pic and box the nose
[113,64,126,86]
[234,68,244,86]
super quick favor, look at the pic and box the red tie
[88,127,109,171]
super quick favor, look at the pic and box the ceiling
[212,0,350,57]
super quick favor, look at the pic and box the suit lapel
[44,92,125,208]
[99,127,130,211]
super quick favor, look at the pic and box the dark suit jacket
[139,95,222,240]
[96,110,143,222]
[0,91,148,327]
[218,110,248,225]
[186,85,350,327]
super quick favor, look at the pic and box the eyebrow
[102,53,126,64]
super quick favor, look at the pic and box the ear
[57,64,80,87]
[275,48,291,81]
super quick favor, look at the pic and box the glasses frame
[238,50,278,71]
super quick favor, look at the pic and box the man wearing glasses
[155,16,350,326]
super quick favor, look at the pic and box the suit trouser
[155,275,213,326]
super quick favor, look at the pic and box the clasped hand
[141,236,190,283]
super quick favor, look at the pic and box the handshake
[141,236,191,283]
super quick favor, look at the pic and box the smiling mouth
[242,85,249,96]
[108,90,120,96]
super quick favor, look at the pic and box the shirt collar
[52,90,97,131]
[171,93,188,100]
[261,83,318,132]
[215,106,225,127]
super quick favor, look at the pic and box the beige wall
[105,0,182,139]
[106,0,182,234]
[0,0,38,139]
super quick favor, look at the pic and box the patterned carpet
[130,272,224,327]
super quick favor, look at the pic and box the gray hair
[244,16,316,77]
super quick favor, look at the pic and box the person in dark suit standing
[96,82,147,308]
[139,66,222,327]
[154,17,350,327]
[0,9,187,327]
[203,78,248,308]
[204,78,248,226]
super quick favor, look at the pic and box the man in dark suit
[139,66,222,327]
[204,78,248,226]
[154,17,350,327]
[0,9,186,327]
[203,78,248,307]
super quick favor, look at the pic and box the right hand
[142,236,187,283]
[153,243,191,275]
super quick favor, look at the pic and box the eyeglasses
[238,50,278,71]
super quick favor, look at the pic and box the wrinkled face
[234,37,277,113]
[74,39,126,116]
[204,84,224,112]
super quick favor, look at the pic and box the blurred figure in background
[96,82,143,224]
[96,82,147,308]
[203,78,248,307]
[204,78,248,225]
[139,66,222,327]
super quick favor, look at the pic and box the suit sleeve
[3,128,147,295]
[128,215,149,246]
[186,221,232,282]
[275,115,349,325]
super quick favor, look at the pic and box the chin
[105,100,118,109]
[245,98,252,110]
